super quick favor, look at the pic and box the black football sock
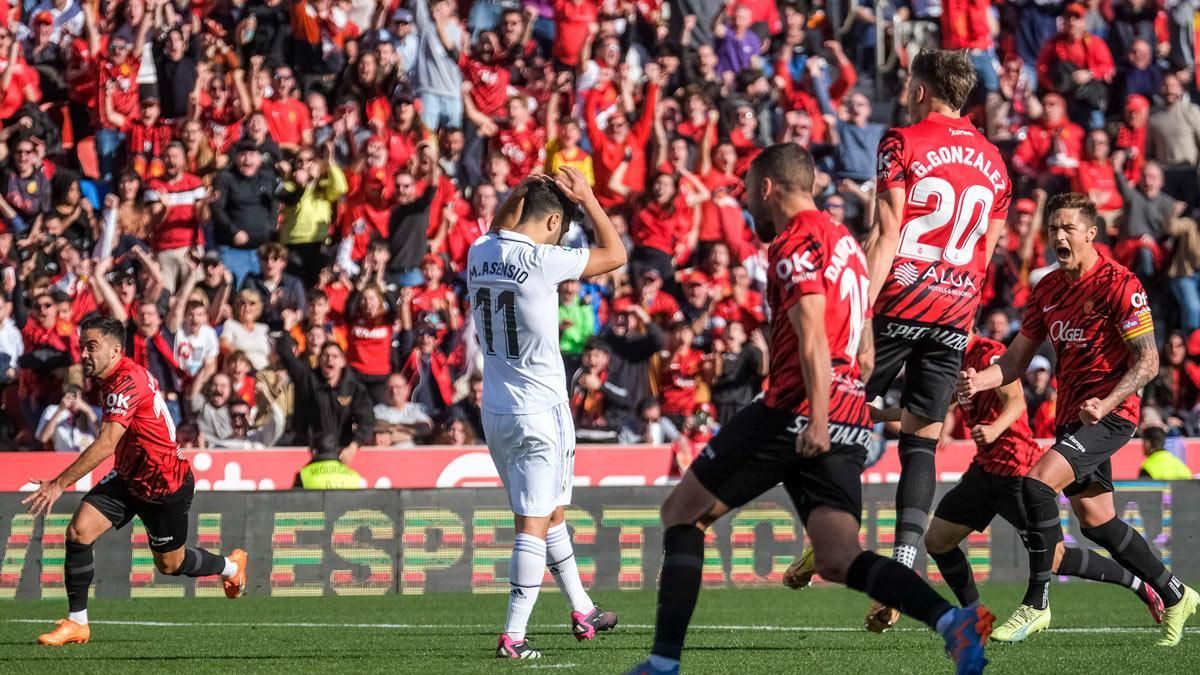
[894,434,937,568]
[846,551,954,630]
[1055,546,1142,592]
[1020,478,1061,610]
[65,541,94,613]
[1082,518,1185,607]
[651,524,705,661]
[929,547,980,607]
[170,547,227,577]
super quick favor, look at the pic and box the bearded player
[23,316,247,646]
[959,193,1198,646]
[838,329,1165,641]
[860,49,1012,631]
[627,144,993,675]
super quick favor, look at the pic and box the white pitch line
[2,619,1192,634]
[525,664,579,669]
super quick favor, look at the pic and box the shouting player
[627,144,993,675]
[23,316,247,646]
[468,167,624,659]
[863,49,1011,631]
[958,193,1198,646]
[908,330,1163,639]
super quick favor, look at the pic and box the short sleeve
[876,129,907,190]
[772,230,827,314]
[539,244,590,285]
[1019,285,1048,343]
[1114,274,1153,341]
[101,375,142,428]
[991,171,1012,222]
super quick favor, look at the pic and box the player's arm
[789,295,832,457]
[553,166,628,277]
[1083,329,1158,425]
[972,379,1026,446]
[857,316,874,384]
[958,333,1040,398]
[22,421,127,516]
[982,217,1007,268]
[866,185,904,306]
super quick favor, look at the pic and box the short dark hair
[748,143,816,194]
[519,181,578,225]
[1143,426,1167,452]
[1047,192,1099,230]
[80,315,126,345]
[911,50,977,111]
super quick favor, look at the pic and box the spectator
[1167,217,1200,332]
[629,172,693,289]
[713,4,762,78]
[1138,426,1193,479]
[242,242,306,330]
[1145,73,1200,204]
[656,322,704,428]
[211,140,280,287]
[830,92,886,183]
[710,321,765,426]
[447,373,485,442]
[400,325,463,420]
[279,147,349,288]
[1071,130,1123,217]
[559,278,594,382]
[3,135,51,231]
[619,396,681,445]
[18,291,78,430]
[1145,331,1200,431]
[387,145,440,288]
[1111,157,1184,281]
[1012,93,1085,191]
[413,0,465,130]
[373,373,433,447]
[145,144,206,293]
[1036,2,1115,128]
[570,338,627,443]
[1115,93,1150,181]
[600,304,664,418]
[258,65,313,154]
[1023,354,1055,424]
[35,384,98,452]
[1114,39,1162,104]
[221,289,272,371]
[433,416,477,446]
[347,285,396,404]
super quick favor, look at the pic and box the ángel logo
[1049,320,1086,343]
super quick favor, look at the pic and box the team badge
[1083,299,1094,314]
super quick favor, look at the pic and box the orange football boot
[223,548,248,599]
[37,619,90,645]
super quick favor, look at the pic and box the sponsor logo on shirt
[1049,320,1087,344]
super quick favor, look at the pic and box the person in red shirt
[913,333,1165,624]
[146,144,208,293]
[492,96,546,186]
[346,285,396,404]
[1013,93,1085,190]
[24,316,246,648]
[960,192,1197,644]
[0,27,42,122]
[940,0,997,91]
[96,15,151,183]
[259,66,313,153]
[448,183,497,272]
[657,322,704,427]
[1035,2,1115,126]
[587,70,662,210]
[552,0,598,68]
[336,167,394,273]
[124,97,174,179]
[629,172,693,285]
[713,264,765,333]
[1071,129,1124,216]
[614,269,683,325]
[461,31,512,135]
[410,254,461,334]
[19,291,79,430]
[774,42,857,145]
[1115,94,1149,182]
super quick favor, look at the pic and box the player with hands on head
[469,166,625,660]
[957,192,1197,645]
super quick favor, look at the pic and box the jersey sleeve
[101,374,142,429]
[876,128,907,190]
[773,230,827,314]
[539,244,591,285]
[1018,283,1048,343]
[1114,273,1153,342]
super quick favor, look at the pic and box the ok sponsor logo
[774,250,818,288]
[1049,320,1087,344]
[1130,290,1148,309]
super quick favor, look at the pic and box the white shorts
[482,402,576,518]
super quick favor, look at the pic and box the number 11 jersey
[467,230,590,415]
[875,112,1011,332]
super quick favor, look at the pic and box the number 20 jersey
[95,356,189,501]
[764,210,872,431]
[467,230,589,416]
[876,112,1012,332]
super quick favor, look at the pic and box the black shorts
[866,316,967,422]
[690,401,870,523]
[1052,413,1137,496]
[934,464,1027,532]
[82,471,195,553]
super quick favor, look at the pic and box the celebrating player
[958,193,1198,646]
[23,316,247,646]
[627,144,993,675]
[863,49,1012,631]
[888,330,1164,640]
[467,167,624,659]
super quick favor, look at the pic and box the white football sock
[504,533,547,642]
[546,523,594,614]
[68,609,88,625]
[221,558,238,579]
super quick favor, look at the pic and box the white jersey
[467,230,590,415]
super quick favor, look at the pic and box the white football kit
[467,230,590,517]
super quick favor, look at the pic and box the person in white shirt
[36,385,99,452]
[372,373,433,447]
[467,168,627,659]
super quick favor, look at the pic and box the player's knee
[155,557,183,575]
[814,549,853,584]
[924,528,955,555]
[65,523,94,546]
[1050,542,1066,573]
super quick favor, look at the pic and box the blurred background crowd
[1,0,1199,471]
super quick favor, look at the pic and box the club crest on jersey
[1083,299,1094,314]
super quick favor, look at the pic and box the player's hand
[22,479,64,517]
[1079,398,1110,425]
[956,368,982,400]
[970,424,1000,446]
[552,166,597,206]
[795,423,831,458]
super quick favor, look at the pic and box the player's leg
[1072,479,1198,645]
[926,517,983,608]
[501,511,552,656]
[140,476,245,595]
[926,467,1006,608]
[1056,487,1164,621]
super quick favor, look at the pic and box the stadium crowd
[1,0,1200,464]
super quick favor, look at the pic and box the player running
[468,167,623,659]
[863,49,1012,632]
[23,316,247,646]
[958,193,1199,646]
[627,144,993,675]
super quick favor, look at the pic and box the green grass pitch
[2,583,1197,673]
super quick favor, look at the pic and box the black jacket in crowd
[276,332,375,450]
[211,168,280,249]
